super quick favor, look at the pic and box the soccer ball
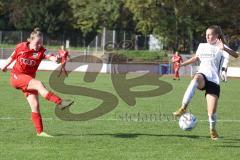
[179,113,197,131]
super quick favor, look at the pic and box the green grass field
[1,71,240,160]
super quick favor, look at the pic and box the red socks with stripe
[45,91,62,105]
[31,112,43,134]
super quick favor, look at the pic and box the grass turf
[1,71,240,160]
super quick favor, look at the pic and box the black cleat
[56,99,74,110]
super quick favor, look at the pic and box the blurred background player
[172,25,238,140]
[1,28,74,137]
[171,51,183,80]
[58,45,71,77]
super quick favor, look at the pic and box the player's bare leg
[60,63,68,77]
[27,79,74,109]
[206,94,219,140]
[63,67,68,77]
[173,67,177,80]
[175,68,180,80]
[173,74,205,117]
[58,66,63,77]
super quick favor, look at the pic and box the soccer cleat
[56,99,74,110]
[37,132,53,138]
[210,129,219,140]
[172,107,187,117]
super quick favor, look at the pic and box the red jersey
[58,50,69,61]
[11,42,46,77]
[172,55,183,65]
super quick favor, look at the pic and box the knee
[193,74,202,81]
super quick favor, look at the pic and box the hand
[1,67,7,72]
[220,70,227,81]
[216,39,225,50]
[56,56,62,64]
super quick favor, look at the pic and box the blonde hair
[27,27,43,42]
[207,25,226,44]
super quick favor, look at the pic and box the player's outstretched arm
[46,54,61,63]
[180,55,198,67]
[1,51,16,72]
[217,39,239,58]
[223,47,239,58]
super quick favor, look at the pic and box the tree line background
[0,0,239,52]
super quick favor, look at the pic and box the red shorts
[173,64,180,70]
[10,73,38,97]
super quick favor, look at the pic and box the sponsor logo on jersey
[200,53,215,58]
[20,58,36,66]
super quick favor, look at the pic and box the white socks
[209,113,217,130]
[182,79,198,107]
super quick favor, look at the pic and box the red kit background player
[58,45,71,77]
[171,51,183,80]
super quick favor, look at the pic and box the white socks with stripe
[209,113,217,130]
[182,79,198,107]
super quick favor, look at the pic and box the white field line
[1,117,240,123]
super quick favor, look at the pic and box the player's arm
[223,47,238,58]
[45,54,61,63]
[180,56,183,63]
[1,51,17,72]
[180,55,198,67]
[220,52,229,81]
[222,52,229,71]
[217,39,238,58]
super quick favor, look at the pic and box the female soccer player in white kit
[173,25,238,140]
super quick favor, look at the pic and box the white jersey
[196,43,229,85]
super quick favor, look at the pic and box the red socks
[175,72,179,78]
[32,91,62,134]
[31,112,43,134]
[45,91,62,105]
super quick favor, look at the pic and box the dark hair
[207,25,226,44]
[27,27,43,42]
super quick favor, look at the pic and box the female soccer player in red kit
[171,51,183,80]
[1,28,74,137]
[58,45,71,77]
